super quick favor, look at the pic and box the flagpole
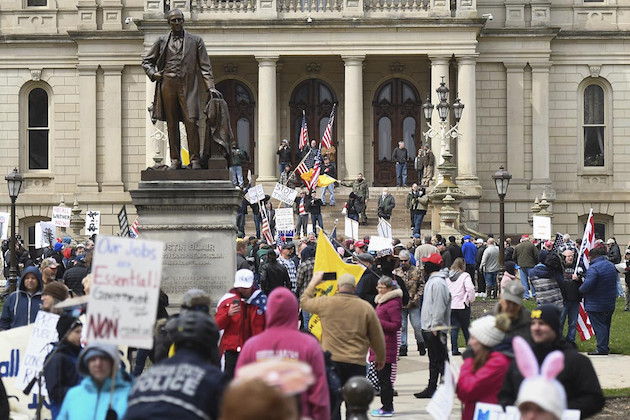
[290,148,312,188]
[575,208,593,270]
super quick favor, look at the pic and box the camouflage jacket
[395,265,424,308]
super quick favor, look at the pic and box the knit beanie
[469,314,511,348]
[43,281,69,302]
[504,261,516,276]
[56,314,81,339]
[531,304,562,337]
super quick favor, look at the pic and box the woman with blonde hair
[447,257,476,355]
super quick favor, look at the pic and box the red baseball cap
[544,240,553,247]
[421,252,443,266]
[355,240,365,249]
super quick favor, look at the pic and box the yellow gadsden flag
[308,232,365,340]
[300,170,337,187]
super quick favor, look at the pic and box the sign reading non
[275,208,295,232]
[85,210,101,235]
[87,236,164,349]
[118,205,130,237]
[52,206,71,228]
[271,183,298,205]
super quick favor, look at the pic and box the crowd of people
[1,224,625,419]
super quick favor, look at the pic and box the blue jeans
[320,184,335,205]
[253,214,261,239]
[395,162,407,186]
[301,310,311,330]
[401,306,423,347]
[484,272,498,288]
[588,310,614,353]
[230,165,243,187]
[311,213,323,233]
[236,212,245,236]
[519,267,536,299]
[451,306,471,352]
[561,300,579,343]
[412,212,426,236]
[616,275,624,297]
[279,162,289,177]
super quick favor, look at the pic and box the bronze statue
[142,9,220,170]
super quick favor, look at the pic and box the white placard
[247,184,265,204]
[85,210,101,235]
[14,311,59,397]
[344,217,359,241]
[52,206,71,228]
[472,404,581,420]
[377,217,392,239]
[426,361,455,419]
[0,212,9,240]
[275,208,294,231]
[87,236,163,349]
[367,236,393,254]
[533,215,552,240]
[35,221,56,249]
[271,183,298,205]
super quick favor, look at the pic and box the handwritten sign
[0,212,9,240]
[344,217,359,241]
[247,184,265,204]
[35,221,56,249]
[275,208,295,232]
[87,236,164,349]
[85,210,101,235]
[533,215,551,240]
[15,311,59,398]
[52,206,71,228]
[271,183,298,205]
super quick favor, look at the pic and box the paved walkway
[356,337,630,419]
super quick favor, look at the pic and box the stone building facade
[1,0,629,249]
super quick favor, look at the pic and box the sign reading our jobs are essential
[271,183,298,205]
[52,206,71,228]
[87,236,164,349]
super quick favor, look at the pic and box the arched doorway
[216,79,256,175]
[372,79,422,186]
[289,79,338,163]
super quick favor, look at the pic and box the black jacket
[277,146,291,163]
[498,339,605,418]
[63,262,88,296]
[447,244,463,261]
[259,260,291,296]
[43,341,82,407]
[356,268,382,307]
[237,253,252,271]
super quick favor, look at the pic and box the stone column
[428,56,450,165]
[505,63,525,180]
[77,65,98,192]
[342,55,365,181]
[531,63,551,184]
[456,55,478,185]
[102,65,124,191]
[256,56,279,182]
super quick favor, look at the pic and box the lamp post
[493,166,512,275]
[5,168,23,294]
[421,77,464,190]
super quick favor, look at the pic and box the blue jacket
[57,370,133,420]
[124,348,227,420]
[461,241,477,265]
[0,266,43,330]
[579,256,618,312]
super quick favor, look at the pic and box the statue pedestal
[130,173,241,310]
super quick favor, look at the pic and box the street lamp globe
[452,97,465,122]
[422,96,434,122]
[437,100,449,121]
[436,78,449,102]
[492,165,512,197]
[5,168,23,200]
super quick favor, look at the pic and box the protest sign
[367,236,393,255]
[85,210,101,235]
[247,184,265,204]
[51,206,71,228]
[427,361,455,419]
[14,311,59,397]
[275,208,295,232]
[35,222,56,249]
[377,217,392,238]
[533,215,552,240]
[344,217,359,241]
[0,212,9,240]
[87,236,164,349]
[271,183,298,205]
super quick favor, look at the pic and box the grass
[603,387,630,398]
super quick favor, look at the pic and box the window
[27,0,47,5]
[583,84,605,167]
[27,87,50,170]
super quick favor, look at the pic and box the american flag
[275,233,283,253]
[575,208,595,341]
[299,110,309,151]
[261,210,274,246]
[307,148,322,191]
[130,217,139,239]
[294,148,312,187]
[321,104,336,150]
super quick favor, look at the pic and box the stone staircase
[244,185,433,242]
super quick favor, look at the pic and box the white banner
[51,206,71,228]
[35,222,56,249]
[377,217,392,239]
[85,210,101,236]
[87,236,164,349]
[344,217,359,241]
[247,184,265,204]
[275,208,294,232]
[0,212,9,240]
[15,311,59,398]
[533,215,552,240]
[367,236,393,254]
[271,183,298,205]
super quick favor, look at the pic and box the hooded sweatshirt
[421,269,451,331]
[236,288,330,420]
[0,266,43,330]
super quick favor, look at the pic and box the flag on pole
[299,110,309,151]
[320,104,336,150]
[575,208,595,341]
[130,217,139,239]
[261,207,274,245]
[307,148,322,192]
